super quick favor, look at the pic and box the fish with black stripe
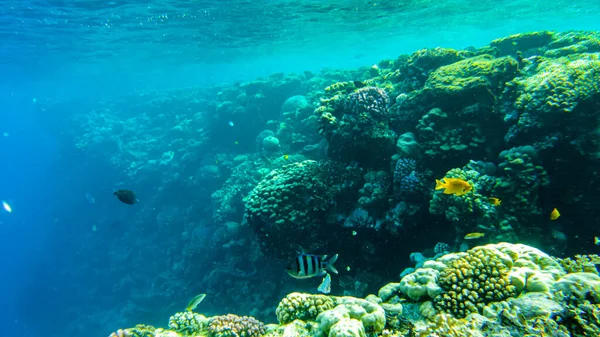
[286,253,338,279]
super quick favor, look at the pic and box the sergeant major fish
[286,254,338,279]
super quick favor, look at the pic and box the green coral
[433,246,517,318]
[276,292,336,324]
[429,163,499,233]
[545,31,600,58]
[411,55,519,110]
[129,325,158,337]
[402,47,475,85]
[416,107,493,164]
[511,53,600,114]
[494,146,548,220]
[397,54,519,126]
[556,255,600,274]
[317,86,396,169]
[490,31,555,56]
[168,312,208,335]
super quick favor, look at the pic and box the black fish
[114,190,138,205]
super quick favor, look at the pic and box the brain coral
[410,243,567,319]
[433,246,518,318]
[245,160,361,257]
[276,292,336,324]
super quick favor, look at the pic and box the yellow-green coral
[429,165,498,233]
[433,246,517,318]
[490,31,555,56]
[413,312,486,337]
[324,81,359,94]
[276,292,336,324]
[130,325,158,337]
[556,254,600,274]
[169,312,208,335]
[425,55,519,93]
[512,53,600,114]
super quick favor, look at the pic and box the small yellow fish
[283,154,289,160]
[464,232,485,240]
[487,197,502,206]
[550,208,560,220]
[435,178,472,196]
[185,293,206,312]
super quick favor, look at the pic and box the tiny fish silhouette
[114,190,138,205]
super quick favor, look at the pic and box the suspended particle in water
[352,230,357,236]
[2,201,12,213]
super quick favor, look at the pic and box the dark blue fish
[286,254,338,279]
[114,189,138,205]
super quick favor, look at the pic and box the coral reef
[42,30,600,337]
[110,243,600,337]
[317,86,396,169]
[168,312,208,335]
[245,160,361,257]
[276,293,336,324]
[207,314,265,337]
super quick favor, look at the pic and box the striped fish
[286,254,338,279]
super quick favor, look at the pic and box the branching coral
[556,255,600,274]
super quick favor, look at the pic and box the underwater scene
[2,1,600,337]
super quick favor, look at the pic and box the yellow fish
[464,232,485,240]
[487,197,502,206]
[435,178,472,196]
[283,154,289,160]
[550,208,560,220]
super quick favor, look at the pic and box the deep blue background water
[1,1,599,336]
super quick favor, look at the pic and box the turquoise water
[2,0,599,93]
[1,1,600,337]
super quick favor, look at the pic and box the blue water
[1,1,599,336]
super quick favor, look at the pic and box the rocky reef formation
[108,243,600,337]
[34,30,600,337]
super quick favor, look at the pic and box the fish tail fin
[324,254,339,274]
[435,179,444,190]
